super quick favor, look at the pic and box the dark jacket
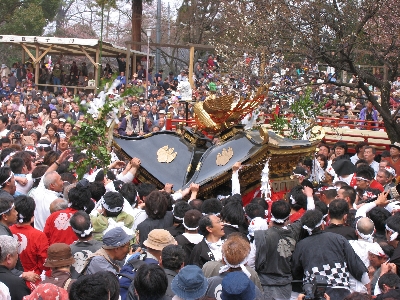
[0,223,23,275]
[166,223,185,237]
[324,223,357,240]
[137,212,173,247]
[164,268,178,300]
[0,265,30,300]
[255,223,302,286]
[390,244,400,277]
[291,231,367,300]
[188,239,215,269]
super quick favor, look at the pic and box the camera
[13,132,21,139]
[303,275,328,300]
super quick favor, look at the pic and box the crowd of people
[0,54,399,300]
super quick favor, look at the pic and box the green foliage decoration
[270,88,326,140]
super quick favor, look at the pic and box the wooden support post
[79,46,98,68]
[22,46,25,65]
[125,43,131,80]
[94,47,100,89]
[35,44,39,86]
[188,46,195,89]
[132,53,137,75]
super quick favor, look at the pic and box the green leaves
[270,88,326,140]
[0,0,61,35]
[69,95,122,179]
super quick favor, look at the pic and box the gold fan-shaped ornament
[157,146,177,163]
[216,147,234,166]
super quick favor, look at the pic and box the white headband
[290,195,296,204]
[270,214,289,224]
[219,255,251,278]
[102,200,123,213]
[386,224,399,241]
[0,203,14,216]
[0,171,14,187]
[183,220,198,231]
[303,218,324,235]
[356,222,375,243]
[1,152,15,167]
[72,225,94,237]
[36,143,51,148]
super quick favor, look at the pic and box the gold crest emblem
[157,146,177,163]
[216,147,234,166]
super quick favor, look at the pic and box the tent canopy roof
[0,35,152,58]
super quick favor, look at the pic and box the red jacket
[43,207,78,245]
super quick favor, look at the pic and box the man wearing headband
[254,200,303,300]
[175,209,203,266]
[0,197,40,283]
[292,210,369,300]
[0,166,16,202]
[69,211,103,279]
[386,214,400,276]
[325,199,357,240]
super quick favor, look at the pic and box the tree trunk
[364,80,400,142]
[131,0,142,52]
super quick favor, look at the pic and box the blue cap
[102,227,132,249]
[221,272,255,300]
[171,265,208,300]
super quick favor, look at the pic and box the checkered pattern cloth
[304,262,349,287]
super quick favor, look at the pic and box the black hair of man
[301,209,324,234]
[245,203,265,219]
[96,271,120,300]
[355,165,375,181]
[320,189,338,202]
[61,172,76,184]
[0,149,14,163]
[89,182,106,201]
[386,214,400,241]
[354,159,369,168]
[0,166,12,188]
[173,201,190,223]
[250,197,269,210]
[103,191,124,217]
[137,183,157,200]
[334,141,348,153]
[378,272,400,291]
[9,157,25,174]
[183,209,202,229]
[0,198,13,221]
[220,200,246,227]
[144,191,169,220]
[14,195,35,223]
[271,200,291,222]
[0,116,9,126]
[70,211,92,238]
[329,199,350,220]
[134,264,168,300]
[161,244,185,271]
[201,198,222,215]
[368,207,391,235]
[198,214,213,237]
[355,142,369,154]
[10,124,23,133]
[68,185,92,211]
[120,182,137,206]
[340,186,357,205]
[315,200,328,216]
[289,185,307,211]
[69,273,110,300]
[189,199,203,211]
